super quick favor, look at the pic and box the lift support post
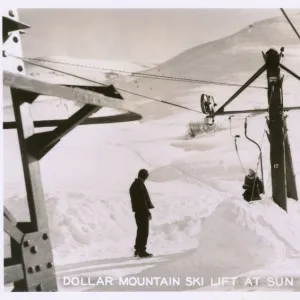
[265,49,287,211]
[205,48,300,211]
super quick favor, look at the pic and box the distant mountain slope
[149,13,300,79]
[115,14,300,118]
[3,14,299,120]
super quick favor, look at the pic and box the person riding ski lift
[242,168,264,202]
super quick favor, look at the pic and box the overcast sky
[19,9,300,63]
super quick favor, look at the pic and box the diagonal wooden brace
[280,63,300,82]
[214,65,267,115]
[64,84,123,100]
[26,104,100,160]
[4,206,18,224]
[3,111,142,129]
[4,213,24,244]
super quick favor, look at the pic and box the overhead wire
[280,8,300,42]
[10,54,267,89]
[7,53,203,114]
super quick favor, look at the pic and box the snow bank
[103,197,300,291]
[196,197,300,269]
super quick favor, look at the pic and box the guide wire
[7,53,203,114]
[10,54,267,89]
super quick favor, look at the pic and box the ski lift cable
[229,116,247,175]
[7,54,203,114]
[229,85,273,185]
[280,8,300,42]
[235,138,247,175]
[8,53,267,90]
[229,112,266,175]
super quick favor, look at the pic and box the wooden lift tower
[3,10,142,292]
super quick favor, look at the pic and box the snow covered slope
[24,56,157,84]
[116,13,300,120]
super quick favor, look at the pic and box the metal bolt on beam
[35,265,42,272]
[42,233,49,240]
[9,10,15,17]
[36,284,43,291]
[30,246,38,254]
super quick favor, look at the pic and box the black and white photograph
[2,3,300,295]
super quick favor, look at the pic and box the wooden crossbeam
[3,112,142,129]
[4,215,24,244]
[214,106,300,116]
[64,84,123,100]
[4,71,141,115]
[4,264,24,285]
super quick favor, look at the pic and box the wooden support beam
[48,104,100,137]
[280,63,300,81]
[4,71,141,114]
[214,65,266,114]
[4,215,24,244]
[213,106,300,116]
[64,84,123,99]
[214,108,269,116]
[26,104,101,159]
[11,88,52,232]
[3,112,142,129]
[284,118,299,200]
[266,49,287,211]
[10,89,58,291]
[5,264,24,285]
[4,206,18,224]
[3,11,58,292]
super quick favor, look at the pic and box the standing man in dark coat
[242,169,264,202]
[129,169,154,258]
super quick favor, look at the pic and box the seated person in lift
[242,169,264,202]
